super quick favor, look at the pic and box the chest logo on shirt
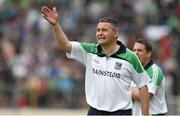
[93,59,100,64]
[114,62,122,70]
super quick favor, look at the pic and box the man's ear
[115,31,120,39]
[147,51,152,58]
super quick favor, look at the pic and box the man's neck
[101,42,120,56]
[143,59,151,67]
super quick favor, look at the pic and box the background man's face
[133,42,150,66]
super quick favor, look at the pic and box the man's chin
[98,40,105,45]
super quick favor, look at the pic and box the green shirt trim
[80,41,144,73]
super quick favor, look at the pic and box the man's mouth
[98,37,105,40]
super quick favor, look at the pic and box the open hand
[41,6,59,25]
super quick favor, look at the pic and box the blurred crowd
[0,0,180,114]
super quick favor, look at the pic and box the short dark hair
[99,17,119,31]
[135,39,152,52]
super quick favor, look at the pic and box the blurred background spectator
[0,0,179,114]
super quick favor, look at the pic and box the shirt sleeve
[132,70,150,88]
[147,65,163,95]
[147,83,158,95]
[66,41,87,65]
[129,54,150,88]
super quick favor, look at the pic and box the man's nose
[134,51,138,55]
[98,32,103,36]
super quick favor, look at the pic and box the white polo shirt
[132,61,168,115]
[66,41,150,111]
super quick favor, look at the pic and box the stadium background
[0,0,180,115]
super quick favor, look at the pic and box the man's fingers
[43,15,50,22]
[42,14,47,18]
[41,6,52,15]
[43,15,56,25]
[41,10,48,17]
[43,16,53,24]
[42,6,51,12]
[41,6,57,25]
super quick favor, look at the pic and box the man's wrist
[52,23,60,29]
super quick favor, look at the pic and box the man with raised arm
[41,6,150,115]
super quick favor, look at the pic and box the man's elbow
[59,42,72,53]
[139,85,148,95]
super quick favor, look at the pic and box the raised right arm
[41,6,71,53]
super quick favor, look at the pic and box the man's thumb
[53,7,57,13]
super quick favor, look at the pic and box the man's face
[96,22,119,46]
[133,42,151,66]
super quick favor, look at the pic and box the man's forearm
[52,23,71,53]
[139,85,149,115]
